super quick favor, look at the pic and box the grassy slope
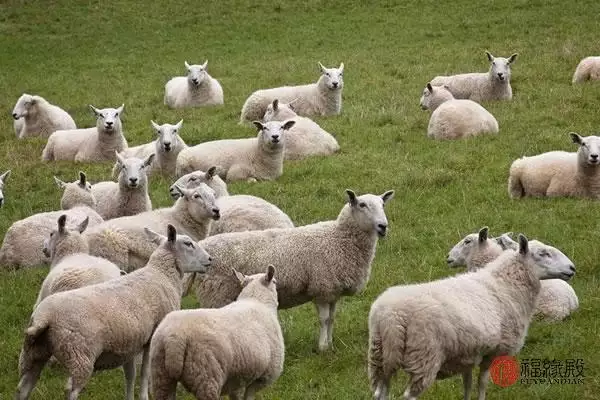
[0,0,598,398]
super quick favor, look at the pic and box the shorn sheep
[368,234,576,400]
[15,224,213,400]
[0,169,11,208]
[240,62,344,122]
[41,104,128,162]
[12,93,76,139]
[508,132,600,199]
[263,99,340,160]
[192,189,394,351]
[419,83,499,140]
[572,56,600,83]
[150,265,284,400]
[175,120,296,182]
[164,60,224,108]
[54,171,96,210]
[430,51,518,102]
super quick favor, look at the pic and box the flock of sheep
[3,50,599,400]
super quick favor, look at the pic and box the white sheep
[572,56,600,83]
[419,83,499,140]
[508,132,600,199]
[430,51,518,102]
[175,120,296,182]
[12,93,76,139]
[446,226,504,271]
[169,166,230,198]
[164,60,224,108]
[92,152,154,220]
[41,104,128,162]
[15,224,212,400]
[54,171,96,210]
[263,99,340,160]
[111,120,187,179]
[240,62,344,122]
[192,189,394,351]
[0,169,11,208]
[368,234,575,400]
[150,265,284,400]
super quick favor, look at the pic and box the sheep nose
[12,113,18,119]
[129,177,138,185]
[272,134,279,140]
[212,208,220,218]
[0,198,3,207]
[105,121,113,126]
[332,82,339,88]
[569,264,576,273]
[164,143,171,151]
[591,154,598,160]
[208,257,213,262]
[377,224,387,232]
[192,79,199,84]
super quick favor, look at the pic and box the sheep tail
[25,317,49,340]
[163,335,186,379]
[368,317,407,393]
[508,158,525,198]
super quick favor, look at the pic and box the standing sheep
[54,171,96,210]
[368,234,575,400]
[430,51,518,102]
[508,132,600,199]
[12,93,76,139]
[572,56,600,83]
[240,62,344,122]
[15,224,212,400]
[0,169,11,208]
[192,189,394,351]
[175,120,296,182]
[41,104,128,162]
[419,83,499,140]
[164,61,224,108]
[150,265,284,400]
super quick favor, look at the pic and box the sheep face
[486,51,517,83]
[0,170,10,208]
[12,94,35,119]
[571,133,600,166]
[42,215,89,260]
[151,120,183,153]
[263,99,298,122]
[253,120,296,152]
[116,152,155,189]
[90,104,124,134]
[446,233,479,267]
[345,190,395,237]
[185,60,209,87]
[169,167,219,200]
[174,183,221,221]
[318,62,344,90]
[516,236,575,281]
[420,83,454,111]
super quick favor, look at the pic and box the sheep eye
[50,232,54,237]
[115,113,119,117]
[193,193,201,199]
[185,241,194,248]
[173,130,177,134]
[325,73,330,77]
[189,176,197,182]
[464,239,471,244]
[359,202,367,208]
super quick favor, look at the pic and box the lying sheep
[111,120,187,179]
[15,224,212,400]
[151,265,284,400]
[92,152,154,220]
[368,234,575,400]
[508,132,600,199]
[419,83,499,140]
[430,51,518,102]
[41,104,128,162]
[240,62,344,122]
[446,226,503,271]
[54,171,96,210]
[175,120,295,182]
[169,167,229,198]
[572,56,600,83]
[12,93,76,139]
[0,169,11,208]
[263,99,340,160]
[192,189,394,351]
[164,61,224,108]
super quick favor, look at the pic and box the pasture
[0,0,598,398]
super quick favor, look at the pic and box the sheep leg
[138,345,151,400]
[462,369,473,400]
[15,357,49,400]
[243,379,268,400]
[402,370,437,400]
[122,359,136,400]
[476,357,493,400]
[373,377,391,400]
[316,302,332,352]
[327,301,337,348]
[66,365,94,400]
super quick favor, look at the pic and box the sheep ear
[288,98,299,110]
[144,153,156,168]
[120,269,128,276]
[175,119,184,131]
[172,184,185,198]
[54,176,67,189]
[346,189,358,207]
[338,62,344,72]
[117,104,124,114]
[184,61,191,70]
[381,190,395,204]
[206,166,218,179]
[485,51,494,62]
[508,53,518,64]
[201,60,208,69]
[426,83,433,93]
[518,234,529,255]
[0,170,10,182]
[282,120,296,130]
[150,120,160,132]
[570,132,583,145]
[58,214,67,234]
[144,227,164,245]
[79,171,87,186]
[77,217,89,234]
[252,121,265,131]
[232,268,246,285]
[265,264,275,283]
[443,84,451,90]
[115,151,126,166]
[272,99,279,111]
[478,226,489,243]
[89,105,101,116]
[167,224,177,243]
[318,61,327,73]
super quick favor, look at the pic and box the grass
[0,0,598,398]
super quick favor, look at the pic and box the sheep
[92,152,154,220]
[15,224,212,400]
[419,83,499,140]
[446,226,504,271]
[191,188,394,351]
[12,93,76,139]
[262,99,340,160]
[430,51,518,102]
[368,234,576,400]
[41,104,128,162]
[111,120,188,179]
[240,62,344,122]
[508,132,600,199]
[150,265,284,400]
[572,56,600,83]
[169,166,230,198]
[175,120,296,182]
[0,169,11,208]
[164,60,224,108]
[84,183,219,271]
[54,171,96,210]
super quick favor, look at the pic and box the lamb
[572,56,600,83]
[192,189,394,351]
[508,132,600,199]
[12,93,76,139]
[368,234,575,400]
[0,169,11,208]
[41,104,128,162]
[15,224,212,400]
[150,265,284,400]
[262,99,340,160]
[84,183,219,271]
[240,62,344,122]
[54,171,96,210]
[175,120,296,182]
[419,83,499,140]
[430,51,518,102]
[92,152,154,220]
[111,120,187,179]
[164,60,224,108]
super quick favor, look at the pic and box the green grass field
[1,0,599,398]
